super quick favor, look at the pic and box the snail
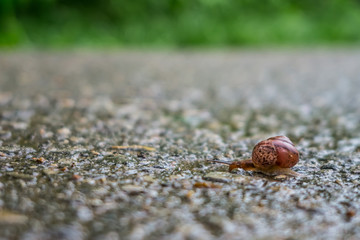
[210,136,300,177]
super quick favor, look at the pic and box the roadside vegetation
[1,0,360,48]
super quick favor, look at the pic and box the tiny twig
[207,159,232,165]
[111,145,156,151]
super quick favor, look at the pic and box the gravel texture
[0,50,360,240]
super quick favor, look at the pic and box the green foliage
[1,0,360,47]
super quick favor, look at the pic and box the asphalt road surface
[0,50,360,240]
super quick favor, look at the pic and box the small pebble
[274,175,288,181]
[122,185,144,194]
[203,172,232,183]
[77,206,93,222]
[57,127,71,139]
[0,211,28,224]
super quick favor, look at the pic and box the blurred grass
[1,0,360,48]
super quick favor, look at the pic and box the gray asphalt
[0,50,360,240]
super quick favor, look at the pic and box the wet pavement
[0,50,360,239]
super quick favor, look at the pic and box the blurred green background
[1,0,360,48]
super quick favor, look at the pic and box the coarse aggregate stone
[0,50,360,239]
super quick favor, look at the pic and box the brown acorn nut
[211,136,300,177]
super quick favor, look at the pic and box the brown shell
[252,136,299,169]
